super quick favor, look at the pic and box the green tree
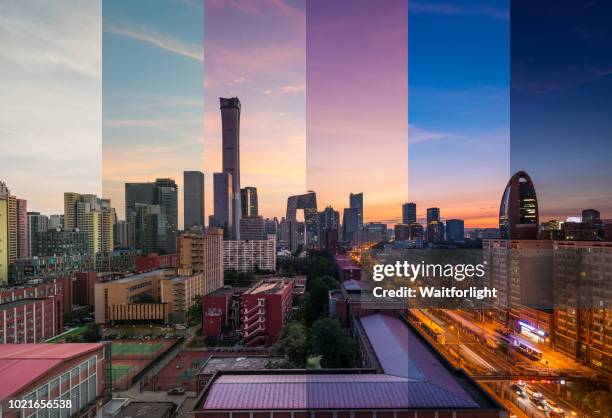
[308,318,357,368]
[187,295,203,324]
[82,324,102,342]
[304,277,330,325]
[273,321,307,367]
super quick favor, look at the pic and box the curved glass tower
[499,171,539,239]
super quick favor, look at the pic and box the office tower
[445,219,465,243]
[582,208,600,224]
[319,206,340,253]
[241,187,258,217]
[264,218,279,238]
[394,224,410,241]
[208,215,215,229]
[113,219,131,248]
[213,172,233,238]
[426,207,440,224]
[364,222,387,243]
[48,214,63,229]
[240,216,266,241]
[27,212,49,257]
[343,208,359,244]
[133,203,166,255]
[349,193,364,228]
[426,220,445,243]
[221,97,242,239]
[64,192,115,255]
[402,202,416,225]
[499,171,539,239]
[125,178,178,253]
[279,217,300,252]
[408,223,424,240]
[286,191,318,247]
[184,171,205,230]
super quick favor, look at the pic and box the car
[509,384,525,397]
[524,385,543,399]
[167,387,186,395]
[544,399,563,414]
[530,397,547,411]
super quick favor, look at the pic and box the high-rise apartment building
[240,187,258,217]
[426,220,445,243]
[221,97,242,239]
[402,202,416,225]
[178,228,224,290]
[0,182,27,284]
[184,171,205,229]
[63,192,115,255]
[213,172,233,238]
[349,192,364,228]
[223,235,276,272]
[554,241,612,374]
[48,214,63,229]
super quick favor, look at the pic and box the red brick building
[0,297,62,343]
[74,271,98,306]
[241,278,294,346]
[0,276,71,314]
[0,343,110,418]
[333,254,361,281]
[202,286,240,337]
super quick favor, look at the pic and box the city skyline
[1,0,611,229]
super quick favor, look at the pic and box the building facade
[220,97,242,240]
[223,235,276,272]
[402,202,416,225]
[184,171,205,229]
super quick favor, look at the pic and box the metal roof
[0,343,104,400]
[203,374,479,410]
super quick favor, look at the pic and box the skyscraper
[213,172,233,238]
[0,181,28,283]
[64,192,115,255]
[241,187,258,217]
[27,212,49,257]
[240,216,266,241]
[184,171,205,229]
[499,171,539,239]
[426,207,440,224]
[221,97,242,239]
[402,202,416,225]
[343,207,358,244]
[16,199,28,259]
[349,192,364,228]
[125,178,178,252]
[445,219,465,243]
[286,192,318,247]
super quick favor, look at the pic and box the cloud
[409,1,509,20]
[105,23,203,62]
[408,125,459,144]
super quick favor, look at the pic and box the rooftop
[334,254,361,271]
[200,356,284,375]
[100,269,166,284]
[0,343,106,400]
[245,278,292,295]
[115,401,175,418]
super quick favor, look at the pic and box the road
[408,309,589,418]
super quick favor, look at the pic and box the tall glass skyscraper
[184,171,205,229]
[221,97,242,239]
[499,171,539,239]
[213,172,233,238]
[349,192,363,228]
[241,187,258,217]
[426,207,440,224]
[402,202,416,224]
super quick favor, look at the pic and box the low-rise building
[240,278,293,346]
[0,343,110,418]
[333,254,361,281]
[0,298,62,343]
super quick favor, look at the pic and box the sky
[2,0,611,228]
[511,0,612,221]
[407,0,510,228]
[0,0,101,215]
[306,0,408,225]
